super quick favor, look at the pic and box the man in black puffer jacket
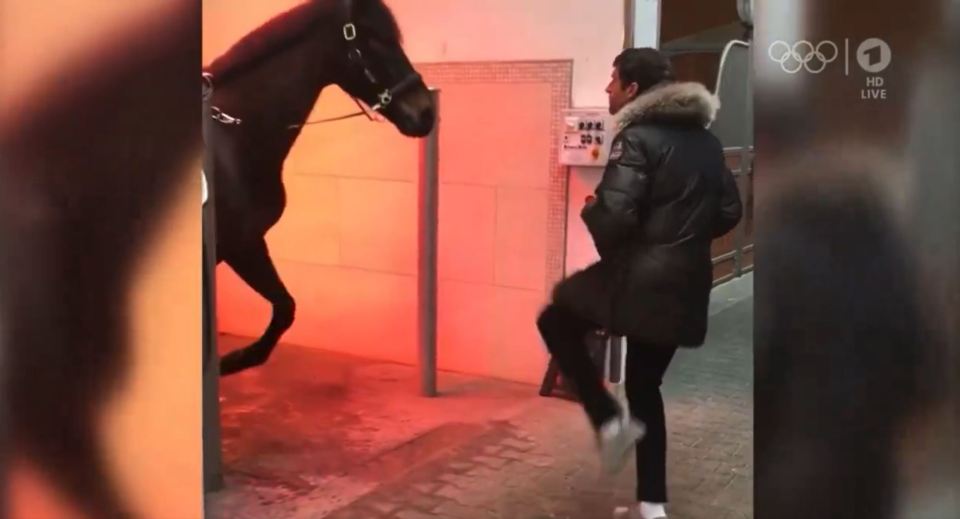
[537,48,742,519]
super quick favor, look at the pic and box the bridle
[203,0,422,130]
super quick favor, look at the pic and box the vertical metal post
[418,88,440,397]
[733,147,749,278]
[201,88,224,493]
[623,0,636,49]
[201,185,224,492]
[0,274,5,516]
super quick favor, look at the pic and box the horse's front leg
[219,237,295,376]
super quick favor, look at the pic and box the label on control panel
[559,109,616,167]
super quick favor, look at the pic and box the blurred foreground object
[0,1,202,518]
[754,0,959,517]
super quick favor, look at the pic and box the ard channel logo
[767,37,892,100]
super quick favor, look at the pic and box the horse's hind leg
[219,238,295,376]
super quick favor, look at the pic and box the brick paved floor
[208,278,753,519]
[322,298,753,519]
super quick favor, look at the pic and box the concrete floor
[206,276,753,519]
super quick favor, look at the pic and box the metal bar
[201,181,224,493]
[418,88,440,398]
[722,146,754,156]
[713,250,737,265]
[732,147,750,277]
[713,273,736,287]
[201,89,225,493]
[623,0,636,49]
[0,267,5,515]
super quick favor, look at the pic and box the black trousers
[537,304,677,503]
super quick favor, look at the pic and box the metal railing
[712,145,754,286]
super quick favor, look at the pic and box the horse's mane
[205,0,403,85]
[205,1,325,82]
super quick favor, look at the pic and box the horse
[203,0,436,376]
[0,2,201,518]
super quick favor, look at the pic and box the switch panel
[559,109,617,167]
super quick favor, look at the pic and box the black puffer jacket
[553,81,742,346]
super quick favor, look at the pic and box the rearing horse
[204,0,435,376]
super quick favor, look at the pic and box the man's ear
[626,82,640,99]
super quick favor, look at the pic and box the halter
[205,0,422,130]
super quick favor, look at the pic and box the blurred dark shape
[754,168,945,519]
[754,0,959,516]
[903,3,960,514]
[0,1,200,518]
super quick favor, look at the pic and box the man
[537,48,742,519]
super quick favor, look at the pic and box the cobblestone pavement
[320,297,754,519]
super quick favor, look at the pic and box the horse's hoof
[219,347,270,376]
[219,351,251,376]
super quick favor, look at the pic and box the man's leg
[625,342,677,505]
[536,304,618,429]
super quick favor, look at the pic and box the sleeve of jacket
[580,133,651,258]
[711,164,743,238]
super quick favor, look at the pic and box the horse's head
[332,0,435,137]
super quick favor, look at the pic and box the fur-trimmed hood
[613,81,720,131]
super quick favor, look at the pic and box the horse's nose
[417,106,436,135]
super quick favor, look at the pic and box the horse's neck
[216,30,338,131]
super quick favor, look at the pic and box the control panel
[559,109,617,167]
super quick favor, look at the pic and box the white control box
[559,109,618,167]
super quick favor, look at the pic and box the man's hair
[613,48,675,94]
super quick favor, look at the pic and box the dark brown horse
[203,0,435,376]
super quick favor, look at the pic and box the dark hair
[613,47,675,94]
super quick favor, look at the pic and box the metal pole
[623,0,636,49]
[418,88,440,397]
[733,147,749,278]
[0,267,5,517]
[201,88,224,493]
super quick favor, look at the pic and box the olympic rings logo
[768,40,839,74]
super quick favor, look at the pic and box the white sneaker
[612,505,667,519]
[596,407,645,474]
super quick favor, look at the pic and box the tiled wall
[217,60,573,385]
[385,0,624,107]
